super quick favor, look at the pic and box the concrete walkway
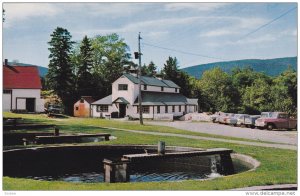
[100,126,297,150]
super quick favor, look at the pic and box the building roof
[133,91,197,106]
[123,73,180,88]
[81,96,95,104]
[92,95,112,105]
[113,97,130,104]
[3,65,42,89]
[187,98,198,105]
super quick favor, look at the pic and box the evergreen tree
[147,61,157,77]
[162,56,179,80]
[77,35,94,97]
[46,27,75,115]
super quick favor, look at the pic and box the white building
[91,73,198,120]
[3,65,44,113]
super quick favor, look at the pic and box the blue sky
[2,2,297,70]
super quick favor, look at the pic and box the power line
[237,6,297,41]
[142,42,229,61]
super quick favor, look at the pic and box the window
[172,105,175,112]
[278,113,288,119]
[137,106,150,114]
[3,90,12,94]
[118,84,128,91]
[144,85,147,90]
[175,88,178,93]
[75,107,79,111]
[179,105,181,112]
[165,106,168,113]
[161,87,164,91]
[97,105,108,112]
[157,106,160,114]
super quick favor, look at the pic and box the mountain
[7,62,48,78]
[181,57,297,79]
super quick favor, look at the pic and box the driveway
[146,121,297,145]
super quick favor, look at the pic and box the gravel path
[146,121,297,146]
[101,126,297,150]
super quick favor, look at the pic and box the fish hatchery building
[90,73,198,120]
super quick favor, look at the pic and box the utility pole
[138,32,143,125]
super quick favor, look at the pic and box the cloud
[77,3,143,18]
[144,31,169,40]
[3,3,61,27]
[164,3,228,11]
[199,29,238,37]
[73,16,204,37]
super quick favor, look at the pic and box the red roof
[3,65,42,89]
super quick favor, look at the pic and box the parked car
[218,113,234,124]
[255,112,297,130]
[210,112,223,123]
[225,114,249,126]
[45,104,63,114]
[244,115,261,129]
[260,112,273,118]
[235,114,250,126]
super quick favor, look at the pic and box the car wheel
[267,123,274,130]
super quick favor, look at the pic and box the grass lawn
[3,112,288,145]
[2,113,297,190]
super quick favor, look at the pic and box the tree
[271,68,297,116]
[46,27,75,115]
[91,33,132,96]
[199,67,238,113]
[147,61,157,77]
[76,35,94,97]
[162,56,179,80]
[162,56,193,97]
[241,77,273,114]
[231,67,271,113]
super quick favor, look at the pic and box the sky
[2,2,298,70]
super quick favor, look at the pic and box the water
[23,157,223,183]
[26,171,215,183]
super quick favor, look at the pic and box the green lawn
[2,113,297,190]
[3,112,288,145]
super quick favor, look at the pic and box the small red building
[74,96,95,117]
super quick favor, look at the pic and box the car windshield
[261,113,271,118]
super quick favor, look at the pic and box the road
[146,121,297,146]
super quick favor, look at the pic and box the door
[26,98,35,112]
[119,104,126,118]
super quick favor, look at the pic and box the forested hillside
[182,57,297,79]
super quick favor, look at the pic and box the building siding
[4,89,44,112]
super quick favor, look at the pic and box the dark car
[45,104,63,114]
